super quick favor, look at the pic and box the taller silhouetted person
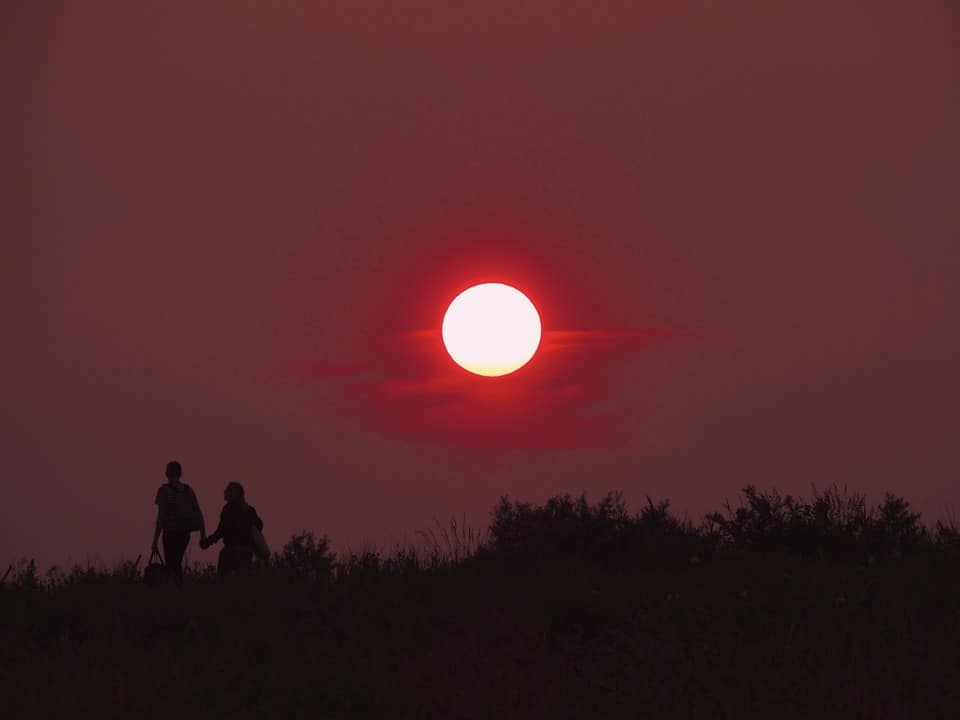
[200,482,264,576]
[151,461,206,584]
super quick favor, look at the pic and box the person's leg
[163,531,190,584]
[217,545,253,576]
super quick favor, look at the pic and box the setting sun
[441,283,542,377]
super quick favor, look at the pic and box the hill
[3,486,959,718]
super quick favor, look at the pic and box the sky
[2,2,958,569]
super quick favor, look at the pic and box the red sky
[2,2,958,568]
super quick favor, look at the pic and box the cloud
[543,328,696,351]
[283,326,691,448]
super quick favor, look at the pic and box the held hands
[199,537,210,550]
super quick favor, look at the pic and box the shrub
[487,491,699,564]
[705,485,801,552]
[706,484,929,558]
[862,492,928,556]
[934,518,960,553]
[274,531,334,583]
[489,492,630,557]
[3,559,41,591]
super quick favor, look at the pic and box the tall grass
[416,514,486,566]
[3,485,960,718]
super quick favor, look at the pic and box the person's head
[165,461,182,483]
[224,481,245,504]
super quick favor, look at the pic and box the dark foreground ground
[3,488,960,719]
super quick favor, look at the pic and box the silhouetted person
[152,461,206,585]
[200,482,263,576]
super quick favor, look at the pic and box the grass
[2,485,960,719]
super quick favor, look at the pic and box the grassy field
[3,486,959,719]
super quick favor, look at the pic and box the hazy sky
[3,2,958,568]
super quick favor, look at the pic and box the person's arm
[205,507,226,546]
[152,488,163,551]
[152,508,162,552]
[190,487,206,542]
[251,507,263,532]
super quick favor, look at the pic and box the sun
[442,283,542,377]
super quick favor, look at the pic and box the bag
[180,485,204,532]
[250,526,270,561]
[143,548,169,587]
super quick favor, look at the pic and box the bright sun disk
[441,283,542,377]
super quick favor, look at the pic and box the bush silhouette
[862,492,927,557]
[934,517,960,553]
[273,531,334,583]
[704,484,930,559]
[489,491,701,566]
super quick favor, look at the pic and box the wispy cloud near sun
[283,326,694,449]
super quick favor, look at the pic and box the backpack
[251,525,270,561]
[160,483,204,533]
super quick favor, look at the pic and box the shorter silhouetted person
[200,482,263,575]
[152,461,206,584]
